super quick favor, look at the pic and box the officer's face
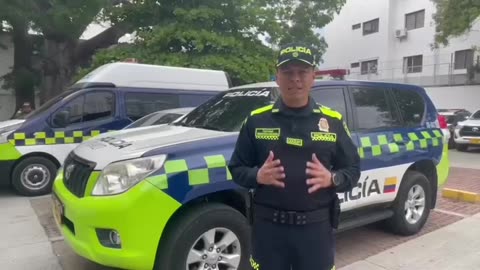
[276,62,315,106]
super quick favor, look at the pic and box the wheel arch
[153,188,248,269]
[10,152,61,184]
[405,159,438,208]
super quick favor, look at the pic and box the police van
[0,62,231,196]
[52,80,450,270]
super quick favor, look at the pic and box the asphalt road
[21,149,480,270]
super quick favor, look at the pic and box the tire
[154,203,251,270]
[11,156,58,196]
[456,144,468,152]
[385,171,432,236]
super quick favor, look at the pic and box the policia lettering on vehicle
[228,43,361,270]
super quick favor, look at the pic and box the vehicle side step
[336,209,394,233]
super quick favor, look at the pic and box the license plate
[470,139,480,144]
[52,194,64,225]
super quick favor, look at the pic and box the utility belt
[247,189,341,228]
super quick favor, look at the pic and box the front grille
[63,153,96,198]
[459,126,480,137]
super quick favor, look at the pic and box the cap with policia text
[276,43,315,67]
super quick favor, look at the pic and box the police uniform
[228,44,361,270]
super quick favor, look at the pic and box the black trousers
[249,217,335,270]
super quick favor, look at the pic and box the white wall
[320,0,480,86]
[0,34,15,120]
[321,0,391,70]
[424,85,480,113]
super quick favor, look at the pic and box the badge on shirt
[318,117,329,132]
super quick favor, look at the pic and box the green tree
[432,0,480,46]
[80,0,346,86]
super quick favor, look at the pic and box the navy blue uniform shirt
[228,96,361,211]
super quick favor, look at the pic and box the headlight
[455,124,464,130]
[92,155,167,196]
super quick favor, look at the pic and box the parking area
[18,149,479,270]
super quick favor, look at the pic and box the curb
[442,188,480,203]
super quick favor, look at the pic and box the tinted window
[153,113,182,125]
[391,88,425,127]
[60,96,85,125]
[471,111,480,120]
[310,88,347,120]
[351,87,401,130]
[83,92,114,122]
[175,88,277,132]
[126,93,180,121]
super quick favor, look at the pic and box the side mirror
[53,110,70,128]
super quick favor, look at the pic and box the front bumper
[453,129,480,145]
[52,172,181,270]
[0,160,15,187]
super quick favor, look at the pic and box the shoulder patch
[250,104,274,116]
[319,106,342,120]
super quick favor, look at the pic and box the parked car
[0,62,231,196]
[438,109,471,148]
[52,80,449,270]
[453,109,480,151]
[123,107,195,130]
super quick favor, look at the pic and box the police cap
[276,42,315,68]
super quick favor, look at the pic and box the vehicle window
[21,90,76,120]
[391,88,425,127]
[52,95,85,127]
[175,87,278,132]
[351,87,401,130]
[83,92,114,122]
[152,113,182,125]
[126,93,180,121]
[471,110,480,120]
[310,88,347,120]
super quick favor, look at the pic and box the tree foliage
[1,0,346,106]
[432,0,480,46]
[79,0,346,86]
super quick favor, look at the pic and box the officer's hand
[306,153,332,193]
[257,151,285,188]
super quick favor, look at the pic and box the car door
[310,86,360,212]
[347,85,406,209]
[49,90,122,158]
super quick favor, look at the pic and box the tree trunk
[11,20,35,110]
[39,40,77,104]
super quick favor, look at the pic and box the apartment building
[319,0,480,86]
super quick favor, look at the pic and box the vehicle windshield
[13,90,76,120]
[471,110,480,120]
[174,87,279,132]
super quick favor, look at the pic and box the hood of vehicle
[459,119,480,126]
[0,119,25,129]
[73,124,230,169]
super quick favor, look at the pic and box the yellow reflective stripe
[319,106,342,120]
[251,104,273,116]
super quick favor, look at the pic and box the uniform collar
[272,96,319,117]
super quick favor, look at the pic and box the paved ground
[1,149,480,269]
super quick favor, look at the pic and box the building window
[361,60,378,75]
[454,49,474,69]
[405,10,425,30]
[352,23,361,30]
[403,55,423,73]
[363,18,379,35]
[351,62,360,68]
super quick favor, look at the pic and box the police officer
[228,43,361,270]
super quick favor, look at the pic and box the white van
[0,62,230,196]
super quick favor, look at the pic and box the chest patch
[286,137,303,147]
[318,117,329,132]
[255,128,280,140]
[311,132,337,142]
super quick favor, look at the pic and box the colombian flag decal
[383,177,397,193]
